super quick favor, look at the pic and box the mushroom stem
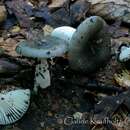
[51,26,76,44]
[69,16,106,50]
[34,59,50,93]
[15,36,68,94]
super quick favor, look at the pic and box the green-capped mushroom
[16,36,68,93]
[68,16,111,73]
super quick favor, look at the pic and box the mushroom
[68,16,111,73]
[15,36,68,93]
[0,88,30,125]
[117,44,130,62]
[51,26,76,44]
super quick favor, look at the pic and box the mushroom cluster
[0,14,111,125]
[15,16,111,93]
[51,16,111,73]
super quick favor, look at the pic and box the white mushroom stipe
[51,26,76,44]
[34,59,50,93]
[0,89,30,125]
[68,16,111,73]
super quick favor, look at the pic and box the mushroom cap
[0,89,30,125]
[15,36,68,58]
[51,26,76,43]
[68,16,111,73]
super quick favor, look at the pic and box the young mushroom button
[15,36,68,93]
[0,89,30,125]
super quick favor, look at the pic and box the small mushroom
[117,44,130,62]
[51,26,76,43]
[68,16,111,73]
[0,89,30,125]
[15,36,68,93]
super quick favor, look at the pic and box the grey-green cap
[15,36,68,58]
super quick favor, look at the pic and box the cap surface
[51,26,76,43]
[16,36,68,58]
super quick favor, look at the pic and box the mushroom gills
[34,59,50,93]
[0,89,30,125]
[15,36,68,93]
